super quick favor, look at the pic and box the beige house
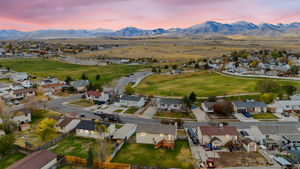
[40,83,62,96]
[0,108,32,126]
[75,120,115,139]
[233,102,267,113]
[10,88,36,99]
[136,123,177,144]
[49,116,80,133]
[197,126,239,146]
[243,138,257,152]
[70,80,89,91]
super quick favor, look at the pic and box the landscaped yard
[177,130,186,135]
[69,99,94,107]
[29,110,60,126]
[111,140,189,168]
[154,112,196,119]
[135,71,300,97]
[124,108,137,114]
[50,134,115,159]
[113,109,124,113]
[251,113,279,119]
[0,153,27,169]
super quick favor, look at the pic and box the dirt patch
[207,113,237,119]
[212,152,269,168]
[65,147,75,152]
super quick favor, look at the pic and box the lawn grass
[135,71,300,97]
[177,130,186,135]
[0,58,146,85]
[124,108,137,114]
[251,113,279,119]
[154,112,190,118]
[69,99,94,107]
[192,102,201,107]
[113,109,124,113]
[115,125,123,129]
[0,79,14,84]
[29,110,60,126]
[111,140,189,168]
[0,153,27,169]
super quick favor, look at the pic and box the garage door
[45,92,52,96]
[237,109,246,113]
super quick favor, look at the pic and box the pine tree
[96,74,100,81]
[189,92,196,103]
[164,65,169,69]
[86,148,94,168]
[194,63,199,69]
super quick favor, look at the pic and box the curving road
[49,95,300,129]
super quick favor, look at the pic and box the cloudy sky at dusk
[1,0,300,31]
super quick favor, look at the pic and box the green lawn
[154,112,195,119]
[192,102,201,107]
[69,99,94,107]
[177,130,186,135]
[124,108,137,114]
[111,140,189,168]
[0,58,146,85]
[0,153,27,169]
[29,110,60,126]
[0,79,14,84]
[113,109,124,113]
[135,71,300,97]
[251,113,279,119]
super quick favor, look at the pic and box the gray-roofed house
[119,95,145,108]
[75,120,115,139]
[9,83,24,90]
[136,123,177,144]
[269,100,300,113]
[233,102,267,113]
[201,102,216,113]
[251,125,300,149]
[70,80,89,91]
[157,98,182,112]
[10,72,28,81]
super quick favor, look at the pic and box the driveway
[234,113,259,122]
[142,106,156,117]
[112,124,136,140]
[192,108,208,122]
[274,113,298,122]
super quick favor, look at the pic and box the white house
[49,116,81,134]
[157,99,182,112]
[20,80,32,88]
[290,94,300,101]
[10,72,28,81]
[9,83,24,90]
[75,120,115,139]
[0,108,32,126]
[119,95,145,108]
[85,90,110,102]
[268,100,300,113]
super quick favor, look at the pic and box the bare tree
[24,96,38,110]
[94,124,112,162]
[180,103,190,118]
[41,100,50,111]
[0,101,15,134]
[104,79,121,100]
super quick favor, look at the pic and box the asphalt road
[49,95,300,129]
[115,71,151,89]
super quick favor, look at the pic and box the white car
[14,100,20,105]
[94,110,103,115]
[101,105,108,109]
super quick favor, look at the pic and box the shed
[243,138,257,152]
[19,123,30,131]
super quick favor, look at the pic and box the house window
[25,114,28,117]
[162,104,165,107]
[286,106,290,108]
[226,135,229,138]
[160,134,163,137]
[266,135,269,138]
[17,94,22,97]
[25,120,28,122]
[214,142,219,144]
[174,105,177,108]
[60,126,63,130]
[85,130,89,133]
[140,132,146,137]
[29,92,33,94]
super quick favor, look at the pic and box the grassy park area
[111,140,189,168]
[0,153,27,169]
[251,113,279,119]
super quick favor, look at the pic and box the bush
[222,121,229,126]
[0,124,3,129]
[93,100,97,104]
[62,88,65,92]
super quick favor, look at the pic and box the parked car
[94,110,103,115]
[81,94,86,98]
[130,73,134,75]
[191,137,199,145]
[281,112,290,117]
[97,101,105,105]
[125,75,130,77]
[14,100,20,105]
[101,105,108,109]
[242,111,251,118]
[108,116,118,122]
[240,130,249,136]
[187,128,196,138]
[80,114,86,118]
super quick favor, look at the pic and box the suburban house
[9,83,24,90]
[250,125,300,149]
[197,125,239,146]
[290,94,300,101]
[85,90,110,102]
[280,135,300,151]
[70,80,89,91]
[40,83,62,96]
[118,95,145,108]
[10,88,36,99]
[0,108,31,126]
[243,138,257,152]
[268,100,300,113]
[172,69,183,74]
[233,102,267,113]
[157,99,182,112]
[20,80,32,88]
[0,71,13,79]
[49,116,80,133]
[136,123,177,144]
[75,120,115,139]
[7,149,58,169]
[10,72,28,81]
[201,102,216,113]
[40,77,59,85]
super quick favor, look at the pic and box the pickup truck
[242,111,251,118]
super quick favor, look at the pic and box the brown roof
[13,88,35,95]
[20,123,30,127]
[86,90,101,97]
[58,118,79,127]
[49,116,61,122]
[40,83,62,88]
[136,123,176,135]
[12,83,22,86]
[12,108,32,116]
[7,149,57,169]
[243,138,254,145]
[199,126,239,136]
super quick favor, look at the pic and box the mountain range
[2,21,300,40]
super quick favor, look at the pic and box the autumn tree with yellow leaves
[177,147,195,169]
[36,118,57,141]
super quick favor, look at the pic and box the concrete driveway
[192,108,208,122]
[142,106,156,117]
[274,113,298,121]
[234,113,259,122]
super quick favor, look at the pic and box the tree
[105,79,121,100]
[86,148,94,168]
[204,63,209,70]
[70,111,77,117]
[177,147,195,169]
[0,134,16,156]
[207,96,216,102]
[67,86,75,93]
[194,63,199,69]
[203,58,207,62]
[158,68,161,73]
[282,84,297,97]
[124,84,135,95]
[94,124,111,162]
[278,92,284,100]
[164,65,169,69]
[223,101,234,116]
[271,52,280,59]
[189,92,196,103]
[260,93,277,104]
[241,53,248,59]
[152,67,156,72]
[36,118,57,141]
[290,65,299,76]
[182,95,192,109]
[46,46,50,50]
[65,76,73,85]
[176,118,185,128]
[0,101,15,134]
[250,60,258,67]
[32,83,37,88]
[235,61,239,68]
[95,74,100,81]
[213,103,224,115]
[81,73,87,80]
[256,79,281,94]
[172,64,177,70]
[6,67,10,71]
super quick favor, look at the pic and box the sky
[1,0,300,31]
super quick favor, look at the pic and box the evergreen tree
[65,76,73,85]
[189,92,196,103]
[182,95,192,109]
[81,73,86,80]
[204,63,209,70]
[95,74,100,81]
[235,61,239,68]
[194,63,199,69]
[203,58,207,62]
[164,65,169,69]
[86,148,94,169]
[172,64,177,70]
[158,68,161,73]
[152,67,156,73]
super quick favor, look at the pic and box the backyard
[0,153,27,169]
[251,113,279,119]
[111,140,189,168]
[69,99,94,107]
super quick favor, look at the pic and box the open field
[0,153,27,169]
[111,140,189,168]
[0,58,146,85]
[251,113,279,119]
[135,71,300,97]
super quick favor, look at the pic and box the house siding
[136,132,176,144]
[65,119,81,133]
[10,113,31,125]
[75,124,115,139]
[41,158,57,169]
[250,126,263,144]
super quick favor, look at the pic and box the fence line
[14,144,34,155]
[112,136,127,158]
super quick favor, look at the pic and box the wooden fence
[65,155,130,169]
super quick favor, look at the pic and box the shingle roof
[203,102,217,108]
[13,88,35,95]
[86,90,101,97]
[120,95,141,101]
[233,102,267,108]
[199,126,239,136]
[12,83,22,86]
[58,118,79,127]
[160,99,182,105]
[256,126,300,135]
[75,120,110,131]
[136,123,176,135]
[243,138,254,145]
[7,149,57,169]
[283,135,300,141]
[71,80,89,87]
[40,83,62,88]
[12,108,31,116]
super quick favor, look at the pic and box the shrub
[222,121,229,126]
[93,100,98,104]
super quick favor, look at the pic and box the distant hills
[2,21,300,40]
